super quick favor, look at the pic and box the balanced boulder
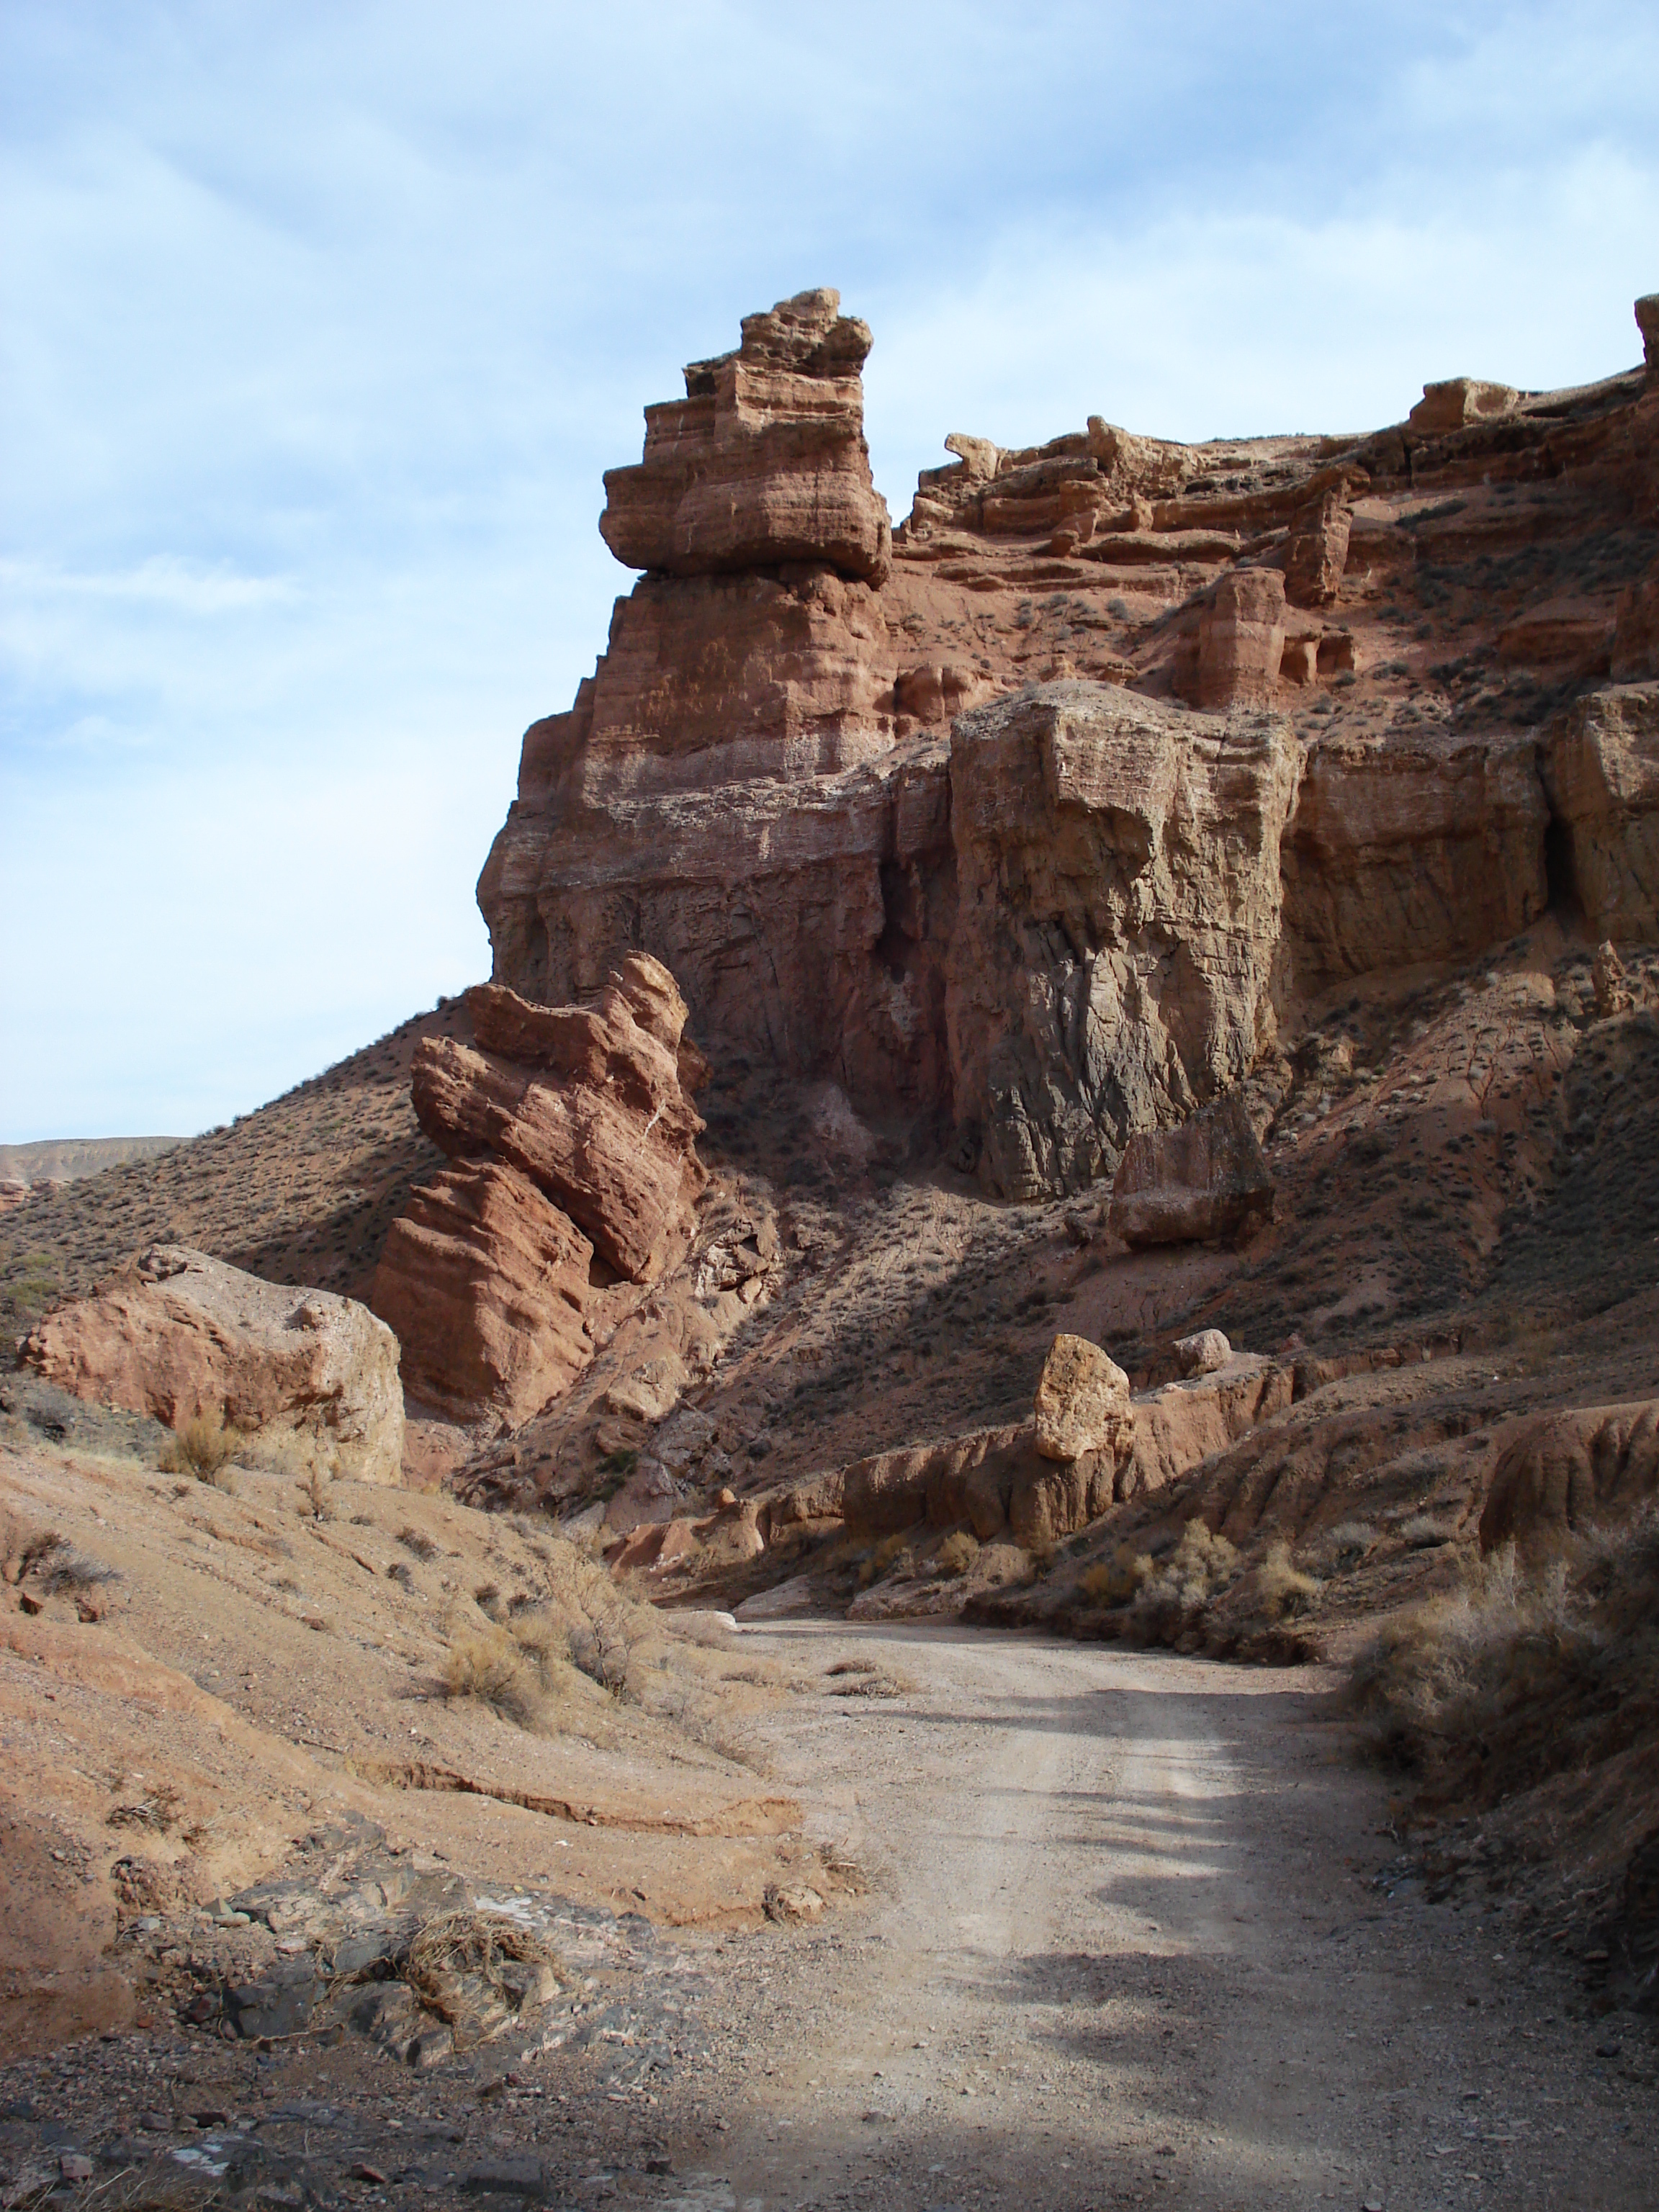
[1033,1334,1133,1463]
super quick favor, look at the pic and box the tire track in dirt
[660,1625,1655,2211]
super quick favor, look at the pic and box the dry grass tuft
[856,1528,916,1588]
[937,1529,980,1578]
[158,1410,238,1484]
[1079,1545,1154,1606]
[436,1629,545,1728]
[296,1463,336,1521]
[1349,1512,1659,1807]
[1257,1539,1322,1621]
[397,1525,440,1561]
[401,1908,565,2028]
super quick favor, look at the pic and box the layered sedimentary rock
[370,1163,593,1426]
[948,685,1298,1197]
[479,287,1659,1204]
[1543,683,1659,940]
[598,289,891,585]
[413,961,706,1283]
[23,1246,404,1483]
[372,955,706,1424]
[1196,570,1287,710]
[1109,1093,1274,1249]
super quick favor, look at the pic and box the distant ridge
[0,1136,181,1184]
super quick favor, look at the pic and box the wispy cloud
[2,1,1656,1138]
[2,556,300,614]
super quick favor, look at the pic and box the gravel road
[660,1623,1655,2212]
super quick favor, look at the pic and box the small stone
[351,2162,391,2184]
[1172,1328,1231,1377]
[59,2153,94,2182]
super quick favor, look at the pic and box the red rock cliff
[479,289,1659,1197]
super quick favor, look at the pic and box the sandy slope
[660,1624,1655,2212]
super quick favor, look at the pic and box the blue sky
[3,1,1656,1140]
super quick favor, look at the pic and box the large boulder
[369,1161,593,1427]
[21,1246,404,1483]
[1032,1334,1132,1463]
[1108,1092,1273,1249]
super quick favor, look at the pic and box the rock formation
[477,285,1659,1202]
[1108,1092,1274,1247]
[371,955,706,1425]
[370,1163,593,1427]
[1542,683,1659,941]
[598,289,891,585]
[21,1246,405,1483]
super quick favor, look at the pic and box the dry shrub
[1318,1519,1377,1571]
[437,1628,545,1728]
[158,1411,237,1484]
[296,1464,335,1521]
[3,1522,63,1586]
[1,1524,117,1597]
[402,1908,565,2030]
[1129,1519,1241,1641]
[1398,1512,1457,1550]
[1349,1513,1659,1805]
[857,1528,915,1587]
[1258,1539,1322,1621]
[397,1525,440,1561]
[1079,1545,1154,1606]
[937,1529,980,1578]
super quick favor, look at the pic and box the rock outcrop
[598,289,891,585]
[412,963,706,1283]
[371,955,706,1425]
[1281,730,1549,978]
[369,1164,593,1427]
[477,286,1659,1204]
[22,1246,405,1482]
[1479,1399,1659,1555]
[1108,1092,1274,1249]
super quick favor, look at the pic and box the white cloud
[1,0,1656,1136]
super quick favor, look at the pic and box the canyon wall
[480,289,1659,1198]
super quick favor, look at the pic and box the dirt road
[661,1624,1653,2212]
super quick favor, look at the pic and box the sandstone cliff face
[479,287,1659,1203]
[1544,683,1659,942]
[948,685,1297,1197]
[1282,729,1549,979]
